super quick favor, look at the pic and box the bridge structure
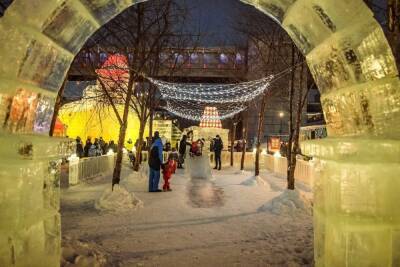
[68,46,248,82]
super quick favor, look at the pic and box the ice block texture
[303,139,400,267]
[321,78,400,138]
[0,0,398,266]
[0,132,73,266]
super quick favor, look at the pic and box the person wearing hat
[213,135,223,170]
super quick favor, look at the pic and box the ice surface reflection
[187,178,224,208]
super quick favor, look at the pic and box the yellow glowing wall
[58,105,148,143]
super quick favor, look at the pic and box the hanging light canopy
[148,76,273,103]
[149,76,274,121]
[148,63,300,121]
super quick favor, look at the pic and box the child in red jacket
[162,159,176,191]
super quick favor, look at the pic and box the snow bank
[240,175,270,189]
[94,185,143,211]
[234,170,251,175]
[258,189,311,215]
[61,237,108,267]
[139,164,149,180]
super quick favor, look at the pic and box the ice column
[279,0,400,266]
[0,1,147,264]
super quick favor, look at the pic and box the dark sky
[179,0,387,47]
[179,0,254,47]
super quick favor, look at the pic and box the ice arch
[0,1,399,266]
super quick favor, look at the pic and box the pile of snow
[234,170,251,175]
[240,175,270,189]
[258,189,311,215]
[121,169,148,191]
[139,164,149,180]
[61,237,108,267]
[94,185,143,211]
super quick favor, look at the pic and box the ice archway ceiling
[0,0,398,137]
[0,1,399,267]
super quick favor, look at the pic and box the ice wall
[0,132,74,266]
[242,0,400,266]
[0,0,398,266]
[0,1,143,266]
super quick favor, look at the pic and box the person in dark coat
[76,137,84,158]
[109,140,117,153]
[213,135,223,170]
[178,135,190,169]
[84,138,92,157]
[165,141,171,152]
[148,131,164,192]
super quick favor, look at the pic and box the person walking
[84,138,92,157]
[178,135,190,169]
[76,137,84,158]
[213,135,223,170]
[148,131,163,192]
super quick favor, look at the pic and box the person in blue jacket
[148,131,164,192]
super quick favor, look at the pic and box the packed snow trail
[61,164,313,266]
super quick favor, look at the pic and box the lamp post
[279,112,284,135]
[230,121,237,167]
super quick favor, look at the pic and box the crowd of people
[75,136,118,158]
[146,132,225,193]
[177,134,223,171]
[74,132,225,193]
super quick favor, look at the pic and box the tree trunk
[49,79,66,137]
[112,80,134,189]
[287,44,296,190]
[240,117,248,171]
[148,107,154,152]
[134,115,146,171]
[255,95,267,176]
[289,62,307,190]
[230,121,237,166]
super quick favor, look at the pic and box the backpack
[148,145,161,170]
[190,142,198,154]
[88,145,97,157]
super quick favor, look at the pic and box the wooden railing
[68,151,316,187]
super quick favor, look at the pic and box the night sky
[178,0,387,47]
[178,0,254,47]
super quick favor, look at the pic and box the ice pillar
[0,0,148,264]
[279,0,400,266]
[0,0,398,266]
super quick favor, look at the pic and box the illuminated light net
[165,100,247,121]
[149,76,273,103]
[149,65,300,121]
[149,77,272,121]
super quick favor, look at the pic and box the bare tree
[69,0,192,188]
[234,6,312,186]
[240,112,248,171]
[286,46,310,190]
[49,78,67,136]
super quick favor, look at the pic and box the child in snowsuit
[162,159,176,191]
[168,148,179,173]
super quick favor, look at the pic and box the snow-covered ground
[61,163,314,267]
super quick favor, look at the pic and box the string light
[165,102,246,121]
[148,63,302,121]
[148,76,274,121]
[148,76,273,103]
[165,100,247,121]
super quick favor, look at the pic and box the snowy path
[61,165,314,267]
